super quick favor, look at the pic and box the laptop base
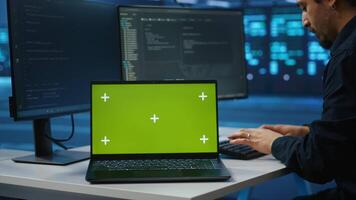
[86,159,231,183]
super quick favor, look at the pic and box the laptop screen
[91,81,218,155]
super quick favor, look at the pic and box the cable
[50,139,69,150]
[45,114,75,150]
[50,114,75,142]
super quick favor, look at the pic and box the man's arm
[272,134,333,183]
[272,118,356,183]
[229,118,356,183]
[261,124,310,137]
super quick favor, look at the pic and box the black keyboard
[219,140,265,160]
[93,159,221,171]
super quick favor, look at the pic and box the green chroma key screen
[92,82,218,155]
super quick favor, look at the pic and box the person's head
[297,0,356,49]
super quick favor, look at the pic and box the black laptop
[86,81,231,183]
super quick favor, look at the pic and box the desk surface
[0,127,289,200]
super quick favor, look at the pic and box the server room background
[0,0,335,199]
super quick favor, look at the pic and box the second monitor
[119,6,247,99]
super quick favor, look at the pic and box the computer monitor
[118,6,248,99]
[7,0,121,165]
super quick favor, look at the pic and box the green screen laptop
[86,81,230,183]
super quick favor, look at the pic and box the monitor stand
[12,118,89,165]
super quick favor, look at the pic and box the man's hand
[228,128,283,154]
[260,124,310,137]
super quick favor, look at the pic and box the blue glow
[309,53,316,60]
[271,14,302,37]
[297,68,304,75]
[245,41,265,68]
[0,77,11,85]
[270,61,279,75]
[249,59,259,66]
[259,68,267,75]
[308,62,317,76]
[271,42,287,53]
[317,54,328,60]
[0,50,5,62]
[308,41,329,62]
[244,15,267,37]
[273,54,281,60]
[308,32,315,37]
[289,50,304,56]
[278,54,288,60]
[0,29,8,44]
[285,59,296,66]
[245,43,251,51]
[246,53,252,60]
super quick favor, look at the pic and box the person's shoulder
[333,35,356,64]
[347,28,356,52]
[331,31,356,58]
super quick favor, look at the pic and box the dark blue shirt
[272,16,356,200]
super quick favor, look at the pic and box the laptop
[86,81,231,183]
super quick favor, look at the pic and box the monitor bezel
[117,5,248,100]
[90,80,220,159]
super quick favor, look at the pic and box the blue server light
[244,15,267,37]
[0,27,10,76]
[308,62,317,76]
[270,61,279,75]
[259,68,267,75]
[0,28,8,44]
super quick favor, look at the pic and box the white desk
[0,127,289,200]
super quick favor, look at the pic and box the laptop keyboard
[93,159,222,171]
